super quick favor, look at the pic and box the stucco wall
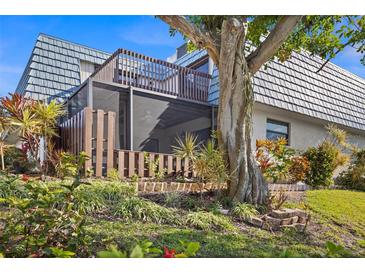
[252,102,365,151]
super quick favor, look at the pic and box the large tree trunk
[217,19,268,205]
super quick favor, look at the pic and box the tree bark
[217,18,268,205]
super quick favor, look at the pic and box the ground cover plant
[1,171,364,258]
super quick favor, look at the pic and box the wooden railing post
[106,111,115,173]
[83,107,93,175]
[95,110,104,177]
[118,150,125,179]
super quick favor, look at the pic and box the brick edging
[137,181,309,193]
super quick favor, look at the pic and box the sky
[0,15,364,97]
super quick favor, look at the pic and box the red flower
[163,247,175,258]
[22,174,29,182]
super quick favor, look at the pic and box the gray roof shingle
[16,33,111,101]
[175,49,365,132]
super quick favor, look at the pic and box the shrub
[113,196,180,225]
[267,188,288,211]
[288,156,310,183]
[0,180,85,258]
[55,151,89,179]
[97,240,200,258]
[255,138,295,183]
[73,180,136,213]
[303,125,353,188]
[163,191,183,208]
[336,149,365,191]
[106,168,120,181]
[184,211,234,231]
[194,140,228,184]
[144,153,166,181]
[304,141,337,187]
[3,146,35,174]
[231,203,258,220]
[0,173,28,199]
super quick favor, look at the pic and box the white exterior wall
[252,102,365,152]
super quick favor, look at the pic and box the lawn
[81,189,365,258]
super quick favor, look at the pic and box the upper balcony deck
[90,48,212,103]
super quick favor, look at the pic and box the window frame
[188,56,209,74]
[266,118,290,144]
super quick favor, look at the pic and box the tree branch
[246,16,303,74]
[158,15,220,65]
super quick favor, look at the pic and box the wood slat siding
[91,48,211,103]
[118,151,125,178]
[95,110,104,177]
[60,107,197,178]
[106,111,115,173]
[128,152,135,177]
[84,107,93,173]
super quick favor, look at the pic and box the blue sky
[0,15,364,97]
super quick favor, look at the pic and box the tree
[158,15,365,204]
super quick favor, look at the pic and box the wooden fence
[59,107,191,178]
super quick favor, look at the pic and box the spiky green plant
[172,132,199,161]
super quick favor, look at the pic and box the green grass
[306,190,365,238]
[80,189,365,258]
[82,219,324,258]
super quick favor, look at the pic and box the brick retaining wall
[137,181,308,193]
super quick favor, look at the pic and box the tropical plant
[287,156,310,183]
[33,100,65,173]
[336,149,365,191]
[0,94,65,173]
[55,151,89,180]
[255,138,295,183]
[172,132,199,176]
[194,139,228,184]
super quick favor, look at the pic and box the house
[15,33,365,176]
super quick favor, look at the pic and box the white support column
[87,78,93,108]
[129,86,134,150]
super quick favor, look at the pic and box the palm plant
[0,93,65,174]
[172,132,199,176]
[172,132,199,160]
[34,100,65,173]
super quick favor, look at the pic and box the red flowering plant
[21,174,30,182]
[163,247,176,258]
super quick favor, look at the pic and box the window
[266,119,289,142]
[190,57,209,74]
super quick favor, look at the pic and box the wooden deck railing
[59,107,191,178]
[91,48,211,102]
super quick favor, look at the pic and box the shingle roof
[175,49,365,132]
[16,33,111,101]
